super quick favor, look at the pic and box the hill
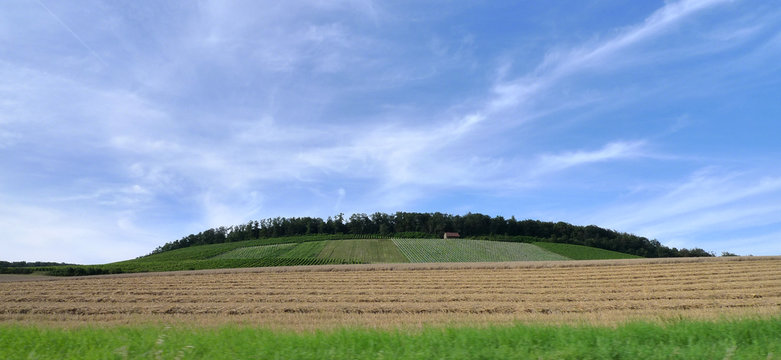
[1,235,642,276]
[152,212,714,258]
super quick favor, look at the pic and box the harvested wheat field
[1,257,779,330]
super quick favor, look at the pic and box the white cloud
[476,0,734,122]
[710,231,781,256]
[561,0,732,69]
[0,196,164,263]
[534,141,647,175]
[584,169,781,249]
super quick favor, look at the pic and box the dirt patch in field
[1,256,779,330]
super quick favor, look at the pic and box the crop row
[133,234,375,262]
[213,244,297,260]
[392,239,569,262]
[1,257,779,330]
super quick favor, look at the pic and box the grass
[1,317,779,359]
[317,239,409,263]
[534,242,641,260]
[392,239,569,262]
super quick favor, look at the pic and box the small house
[443,232,460,239]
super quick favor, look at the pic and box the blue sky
[2,0,780,263]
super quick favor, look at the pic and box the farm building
[443,232,460,239]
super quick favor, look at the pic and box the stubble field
[1,256,779,330]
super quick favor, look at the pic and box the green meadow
[2,317,779,359]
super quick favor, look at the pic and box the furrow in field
[1,257,779,329]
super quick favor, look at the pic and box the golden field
[1,257,779,330]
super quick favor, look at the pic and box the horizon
[2,0,780,263]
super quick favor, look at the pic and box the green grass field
[317,239,409,263]
[2,317,779,359]
[533,242,642,260]
[392,238,569,262]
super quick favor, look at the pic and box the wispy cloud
[0,195,164,263]
[551,0,733,73]
[711,230,781,256]
[533,141,647,176]
[479,0,734,119]
[584,169,781,249]
[33,0,108,67]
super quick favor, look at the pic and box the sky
[2,0,780,263]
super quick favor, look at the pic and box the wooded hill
[153,212,713,258]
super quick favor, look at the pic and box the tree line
[150,212,713,258]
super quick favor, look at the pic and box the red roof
[444,232,460,237]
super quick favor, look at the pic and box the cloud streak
[33,0,108,67]
[479,0,734,120]
[584,169,781,251]
[534,141,647,176]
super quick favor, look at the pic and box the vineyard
[392,238,569,262]
[214,244,297,259]
[0,236,654,276]
[279,241,327,258]
[318,239,408,263]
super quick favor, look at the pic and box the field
[212,243,296,259]
[3,318,780,359]
[211,239,409,263]
[2,256,780,358]
[1,257,779,329]
[393,238,569,262]
[174,237,582,265]
[317,239,409,263]
[279,241,327,258]
[533,242,642,260]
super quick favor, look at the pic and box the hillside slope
[1,236,643,276]
[533,242,641,260]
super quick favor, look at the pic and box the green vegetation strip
[533,242,641,260]
[392,239,569,262]
[2,318,779,359]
